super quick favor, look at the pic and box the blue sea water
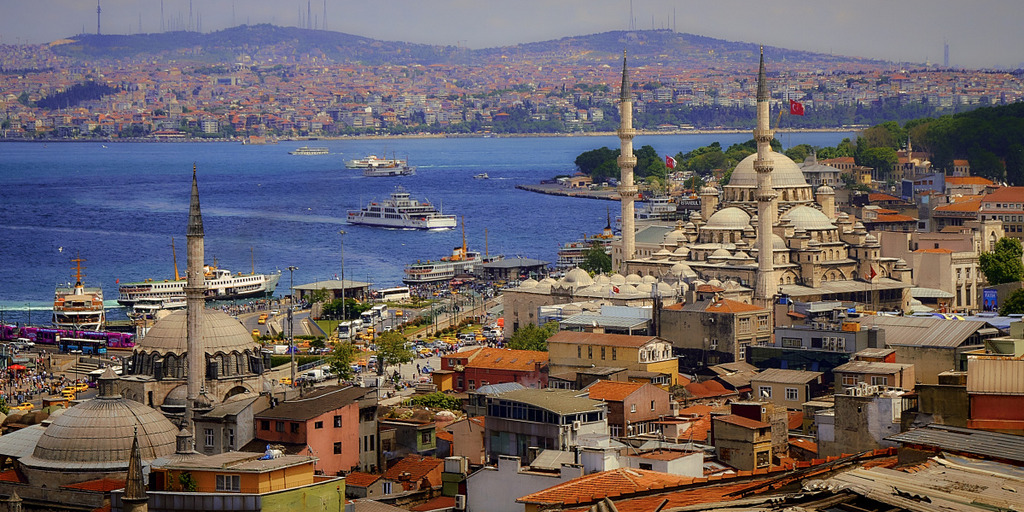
[0,132,853,322]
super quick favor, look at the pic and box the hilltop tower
[184,165,205,425]
[752,47,778,305]
[616,50,638,271]
[96,0,102,35]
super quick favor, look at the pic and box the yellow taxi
[252,329,261,337]
[258,313,268,325]
[61,388,77,399]
[76,382,89,392]
[279,377,292,386]
[10,402,33,411]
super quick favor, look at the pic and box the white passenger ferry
[346,187,456,230]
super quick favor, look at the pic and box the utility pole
[288,266,298,389]
[339,230,346,323]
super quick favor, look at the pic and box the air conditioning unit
[455,494,466,510]
[571,420,581,430]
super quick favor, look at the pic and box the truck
[304,367,333,383]
[337,319,363,340]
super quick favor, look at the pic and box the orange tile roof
[935,198,982,212]
[410,496,456,511]
[587,380,645,402]
[62,478,125,492]
[789,437,818,454]
[344,471,381,487]
[946,176,993,186]
[684,380,734,399]
[568,481,756,512]
[518,468,700,506]
[443,347,548,372]
[868,193,902,202]
[983,186,1024,203]
[548,331,660,348]
[915,248,953,253]
[382,455,443,482]
[714,414,770,429]
[873,213,916,222]
[704,299,767,314]
[0,470,25,484]
[787,411,804,430]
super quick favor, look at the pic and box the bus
[378,286,410,302]
[58,337,107,355]
[337,319,363,340]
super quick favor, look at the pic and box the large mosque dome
[137,309,257,355]
[705,207,751,230]
[728,151,808,188]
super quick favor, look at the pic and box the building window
[469,379,475,390]
[261,420,270,431]
[842,375,858,386]
[739,343,748,360]
[612,348,617,360]
[871,376,889,386]
[204,428,214,447]
[639,463,653,470]
[601,346,606,360]
[758,386,772,399]
[334,442,342,454]
[630,404,637,413]
[383,482,393,495]
[421,431,432,444]
[216,474,240,492]
[315,421,324,429]
[227,428,235,448]
[782,337,802,348]
[588,346,593,359]
[275,421,284,432]
[334,415,342,428]
[578,346,581,358]
[785,387,799,401]
[651,400,656,411]
[291,422,300,434]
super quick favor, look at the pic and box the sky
[1,0,1022,69]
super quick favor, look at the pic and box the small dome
[641,275,658,284]
[635,282,653,294]
[625,274,643,284]
[705,207,751,230]
[562,268,594,287]
[781,206,836,231]
[610,274,626,286]
[593,274,611,285]
[670,262,692,276]
[772,234,788,250]
[664,228,686,247]
[816,184,835,195]
[654,249,673,259]
[865,234,878,244]
[673,246,691,257]
[700,185,719,196]
[657,282,676,296]
[728,151,809,188]
[539,277,557,285]
[711,248,732,258]
[138,309,258,355]
[534,282,552,293]
[724,281,741,290]
[519,278,538,288]
[734,251,751,260]
[707,279,724,288]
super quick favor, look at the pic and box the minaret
[185,165,205,425]
[616,50,638,272]
[753,47,778,305]
[122,427,149,512]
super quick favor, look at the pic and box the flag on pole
[612,286,620,294]
[789,99,805,116]
[665,155,676,169]
[868,266,877,279]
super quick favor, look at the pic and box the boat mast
[71,254,85,288]
[251,246,255,275]
[171,238,181,281]
[461,216,466,257]
[485,228,489,259]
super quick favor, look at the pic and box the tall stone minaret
[185,165,205,425]
[753,47,778,305]
[616,50,638,272]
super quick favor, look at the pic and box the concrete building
[484,388,607,463]
[833,360,915,391]
[465,455,583,512]
[749,368,825,410]
[711,414,772,471]
[660,297,772,370]
[584,380,672,438]
[546,331,679,387]
[816,384,911,458]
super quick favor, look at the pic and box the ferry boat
[345,154,407,169]
[347,187,456,230]
[473,173,489,179]
[53,256,106,330]
[117,241,281,306]
[404,228,484,283]
[126,296,187,321]
[636,196,678,221]
[289,146,329,155]
[364,164,416,177]
[556,217,618,269]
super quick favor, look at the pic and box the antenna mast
[172,238,181,280]
[96,0,101,35]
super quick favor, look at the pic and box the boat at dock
[126,296,187,321]
[289,146,329,155]
[555,215,618,269]
[364,164,416,177]
[404,225,489,283]
[347,186,456,230]
[117,240,281,306]
[345,154,407,169]
[52,256,105,330]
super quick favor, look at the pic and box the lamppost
[339,230,346,324]
[287,265,298,388]
[25,304,30,326]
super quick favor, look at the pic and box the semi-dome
[21,369,177,472]
[772,234,788,250]
[781,206,836,231]
[728,151,809,188]
[705,207,751,230]
[137,309,258,355]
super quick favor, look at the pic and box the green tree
[857,146,898,176]
[980,237,1024,285]
[405,392,463,410]
[375,331,414,376]
[784,144,813,163]
[580,242,612,274]
[508,321,558,351]
[1000,289,1024,316]
[326,341,358,381]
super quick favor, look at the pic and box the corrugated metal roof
[779,277,911,296]
[966,357,1024,394]
[910,287,955,299]
[473,382,525,396]
[560,313,648,329]
[490,389,605,415]
[750,368,822,384]
[833,360,913,374]
[886,424,1024,464]
[857,315,992,348]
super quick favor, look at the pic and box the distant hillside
[50,24,888,71]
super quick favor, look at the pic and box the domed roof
[22,370,177,471]
[664,228,686,247]
[705,207,751,229]
[519,278,538,288]
[539,277,557,285]
[700,185,719,195]
[561,268,594,288]
[711,248,732,258]
[673,246,691,256]
[635,283,653,294]
[609,274,626,286]
[816,184,835,195]
[772,234,788,250]
[137,309,258,355]
[657,282,676,296]
[625,274,642,284]
[593,274,611,285]
[728,151,809,188]
[781,206,836,231]
[641,275,657,284]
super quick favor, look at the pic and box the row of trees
[573,144,670,183]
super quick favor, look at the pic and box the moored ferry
[364,164,416,177]
[345,154,407,169]
[118,266,281,306]
[556,214,618,268]
[347,186,455,230]
[289,146,329,155]
[404,246,484,284]
[53,256,105,331]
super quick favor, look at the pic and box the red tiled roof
[587,380,645,402]
[714,414,770,430]
[868,193,902,202]
[915,248,953,254]
[983,186,1024,203]
[518,468,700,505]
[345,471,381,487]
[442,347,548,372]
[382,455,443,482]
[704,299,766,314]
[435,430,454,443]
[873,213,916,223]
[789,437,819,454]
[946,176,993,186]
[684,380,734,399]
[410,496,456,512]
[0,470,26,484]
[569,481,756,512]
[62,478,125,492]
[787,410,804,430]
[935,198,982,212]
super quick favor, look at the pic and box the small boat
[473,173,489,179]
[289,146,329,155]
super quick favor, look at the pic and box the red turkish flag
[868,266,877,279]
[665,155,676,169]
[789,99,805,116]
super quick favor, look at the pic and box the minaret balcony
[617,128,636,139]
[619,185,639,197]
[617,155,638,168]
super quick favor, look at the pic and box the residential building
[465,455,583,512]
[816,384,910,458]
[435,347,548,392]
[193,395,268,455]
[660,298,772,370]
[546,331,679,387]
[711,414,772,470]
[980,186,1024,239]
[748,368,825,409]
[832,360,915,391]
[379,418,437,461]
[251,385,369,476]
[442,416,486,464]
[584,380,671,438]
[484,388,607,462]
[964,324,1024,434]
[379,454,444,496]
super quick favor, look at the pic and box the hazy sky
[2,0,1022,69]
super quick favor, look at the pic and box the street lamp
[339,230,346,323]
[25,304,30,326]
[287,265,298,388]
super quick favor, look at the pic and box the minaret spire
[753,46,778,306]
[616,50,638,271]
[184,164,206,427]
[122,427,149,512]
